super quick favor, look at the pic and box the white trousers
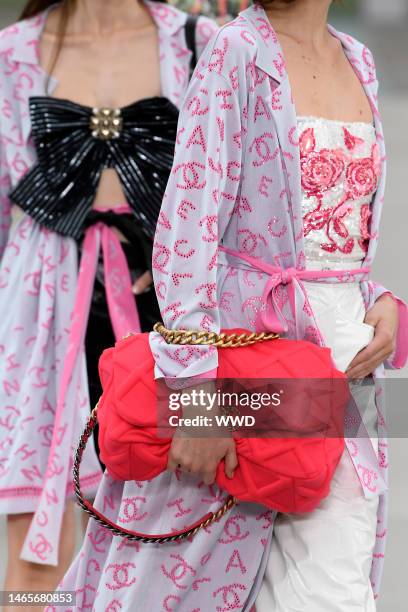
[255,281,379,611]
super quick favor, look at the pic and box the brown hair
[20,1,74,79]
[20,0,68,20]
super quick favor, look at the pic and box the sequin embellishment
[10,96,179,239]
[298,117,380,262]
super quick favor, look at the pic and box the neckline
[297,115,375,128]
[35,1,169,101]
[239,5,376,129]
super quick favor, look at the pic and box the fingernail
[132,285,141,295]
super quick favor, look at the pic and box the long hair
[20,0,72,20]
[20,1,74,79]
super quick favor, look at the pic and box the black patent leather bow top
[10,96,179,240]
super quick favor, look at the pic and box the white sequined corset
[298,116,380,269]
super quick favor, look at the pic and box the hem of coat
[0,470,102,513]
[242,519,275,611]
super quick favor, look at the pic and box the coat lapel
[241,5,302,264]
[240,5,385,269]
[240,3,286,85]
[6,10,56,144]
[327,24,385,268]
[10,1,190,146]
[145,0,190,104]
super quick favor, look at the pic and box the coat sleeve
[364,47,408,369]
[149,57,243,379]
[195,16,219,58]
[371,282,408,369]
[0,61,12,258]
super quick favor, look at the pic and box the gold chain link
[78,323,274,541]
[152,322,279,348]
[74,401,237,542]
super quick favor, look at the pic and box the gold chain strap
[73,323,278,541]
[73,403,237,543]
[153,322,279,348]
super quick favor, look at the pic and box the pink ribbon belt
[219,245,371,334]
[22,220,141,565]
[218,246,388,500]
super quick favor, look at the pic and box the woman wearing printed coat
[60,0,407,610]
[0,0,217,596]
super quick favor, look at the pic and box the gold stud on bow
[90,107,123,140]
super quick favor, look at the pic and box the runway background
[0,1,406,609]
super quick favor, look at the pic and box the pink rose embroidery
[299,127,345,198]
[346,157,378,199]
[300,125,379,255]
[301,149,345,197]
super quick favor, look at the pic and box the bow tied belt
[218,245,387,501]
[279,267,298,284]
[218,245,371,334]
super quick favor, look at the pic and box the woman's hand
[346,294,398,379]
[132,270,153,294]
[166,381,238,485]
[168,434,238,485]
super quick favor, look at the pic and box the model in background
[176,0,250,22]
[0,0,216,597]
[59,0,408,610]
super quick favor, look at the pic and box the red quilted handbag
[74,325,348,543]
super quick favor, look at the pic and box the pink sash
[22,219,141,565]
[219,245,371,334]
